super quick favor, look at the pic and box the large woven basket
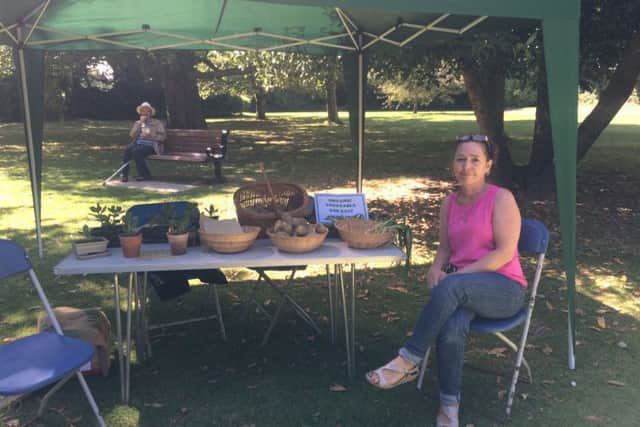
[335,219,395,249]
[234,183,309,236]
[267,228,328,253]
[199,226,261,254]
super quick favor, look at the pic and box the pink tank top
[447,184,526,287]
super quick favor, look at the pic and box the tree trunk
[412,101,418,113]
[524,60,557,198]
[577,32,640,161]
[461,63,515,187]
[325,55,341,124]
[158,52,206,129]
[255,89,267,120]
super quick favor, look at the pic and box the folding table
[54,239,403,404]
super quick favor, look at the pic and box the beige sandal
[436,405,459,427]
[365,358,418,390]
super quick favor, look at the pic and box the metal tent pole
[17,27,43,258]
[356,33,364,193]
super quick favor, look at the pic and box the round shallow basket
[267,228,328,253]
[335,219,395,249]
[199,226,261,254]
[233,183,309,236]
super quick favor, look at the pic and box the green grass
[1,107,639,426]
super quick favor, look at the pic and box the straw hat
[136,101,156,116]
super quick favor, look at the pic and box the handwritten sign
[314,193,368,225]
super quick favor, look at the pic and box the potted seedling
[166,205,198,255]
[119,212,142,258]
[72,225,109,258]
[88,203,125,246]
[202,203,219,220]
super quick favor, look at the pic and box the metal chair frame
[416,218,549,420]
[125,202,228,361]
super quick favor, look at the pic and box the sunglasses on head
[455,134,493,158]
[456,134,488,143]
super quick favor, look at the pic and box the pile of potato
[271,213,327,237]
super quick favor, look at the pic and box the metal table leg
[112,274,125,403]
[351,264,356,378]
[125,273,133,404]
[337,265,353,380]
[326,265,335,344]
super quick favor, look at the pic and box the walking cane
[102,161,131,186]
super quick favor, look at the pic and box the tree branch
[578,32,640,161]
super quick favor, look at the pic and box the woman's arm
[129,121,141,139]
[427,195,452,287]
[455,188,521,274]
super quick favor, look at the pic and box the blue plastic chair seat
[0,332,95,395]
[470,309,528,334]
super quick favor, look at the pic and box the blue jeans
[399,272,525,406]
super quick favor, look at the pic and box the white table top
[54,238,405,275]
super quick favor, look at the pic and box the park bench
[148,129,230,183]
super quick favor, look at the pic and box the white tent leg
[568,312,576,369]
[17,28,44,258]
[356,34,364,193]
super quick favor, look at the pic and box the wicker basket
[234,183,309,236]
[267,228,328,253]
[335,219,395,249]
[199,226,261,254]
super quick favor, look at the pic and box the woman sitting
[366,134,527,427]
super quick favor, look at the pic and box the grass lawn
[0,107,639,426]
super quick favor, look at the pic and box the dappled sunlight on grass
[577,272,640,317]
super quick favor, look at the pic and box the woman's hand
[427,267,447,288]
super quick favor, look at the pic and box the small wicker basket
[334,219,395,249]
[267,228,328,253]
[199,226,261,254]
[234,183,309,236]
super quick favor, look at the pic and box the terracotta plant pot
[167,232,189,255]
[119,234,142,258]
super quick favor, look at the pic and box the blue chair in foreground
[0,240,106,426]
[417,218,550,420]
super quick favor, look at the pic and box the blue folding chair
[0,240,106,426]
[126,202,228,352]
[417,218,549,420]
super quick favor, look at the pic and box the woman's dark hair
[456,134,493,160]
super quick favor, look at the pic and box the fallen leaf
[607,380,625,387]
[520,393,529,400]
[542,379,555,386]
[329,384,347,392]
[575,308,586,316]
[542,345,553,355]
[585,415,606,422]
[497,389,506,400]
[596,317,606,329]
[144,402,164,408]
[596,308,611,314]
[405,331,413,337]
[545,301,554,310]
[617,341,628,349]
[487,347,508,358]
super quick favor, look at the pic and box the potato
[273,220,285,232]
[294,224,310,236]
[291,217,309,226]
[315,224,328,234]
[281,222,293,235]
[281,213,293,224]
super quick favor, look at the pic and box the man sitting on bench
[121,102,166,182]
